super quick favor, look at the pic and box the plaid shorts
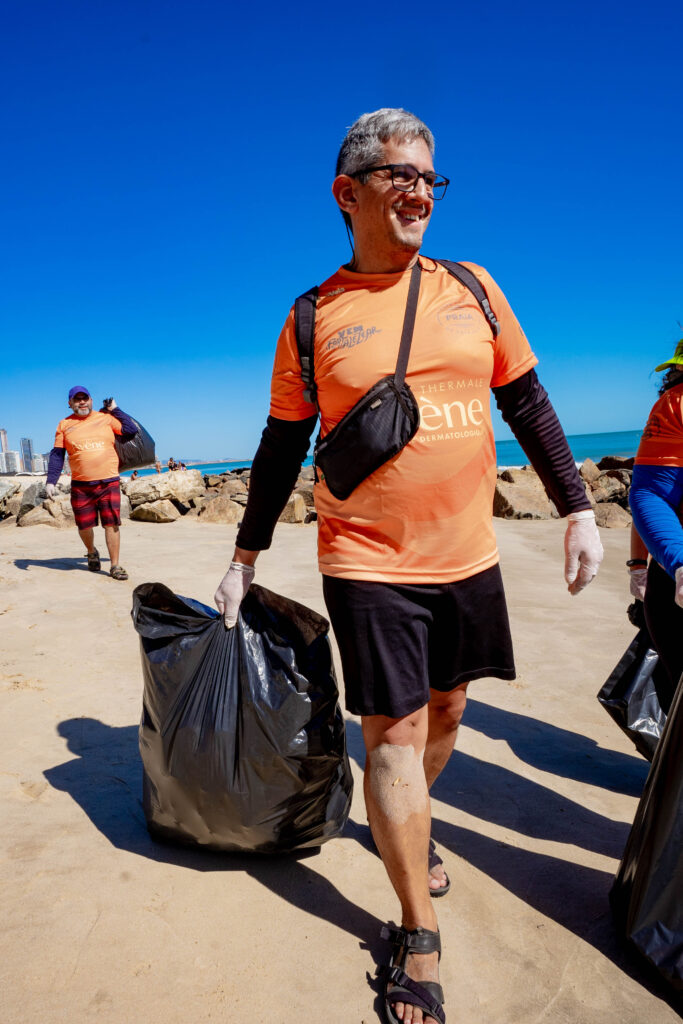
[70,479,121,530]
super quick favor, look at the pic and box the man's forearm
[110,407,139,438]
[493,369,591,516]
[46,447,66,485]
[235,414,318,551]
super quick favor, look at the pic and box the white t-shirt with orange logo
[270,257,538,583]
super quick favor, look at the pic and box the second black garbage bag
[133,581,353,854]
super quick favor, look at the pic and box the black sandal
[109,565,128,581]
[380,924,445,1024]
[87,549,101,572]
[428,838,451,898]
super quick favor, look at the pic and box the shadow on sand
[45,713,669,1009]
[44,717,385,966]
[463,696,649,796]
[15,555,109,573]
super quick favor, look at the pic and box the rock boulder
[594,503,632,528]
[130,500,180,523]
[125,469,206,508]
[493,467,558,520]
[195,496,243,523]
[278,493,307,523]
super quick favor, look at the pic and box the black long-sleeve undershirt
[236,415,318,551]
[492,369,591,516]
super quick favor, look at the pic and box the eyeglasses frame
[351,163,449,200]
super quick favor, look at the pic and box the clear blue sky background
[2,0,681,461]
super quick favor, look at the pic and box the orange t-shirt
[54,411,123,481]
[269,257,537,583]
[635,383,683,467]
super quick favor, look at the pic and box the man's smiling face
[69,392,93,418]
[351,136,435,270]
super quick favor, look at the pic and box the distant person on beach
[130,470,139,481]
[628,340,683,713]
[155,459,162,474]
[167,457,177,471]
[46,387,138,581]
[214,108,603,1024]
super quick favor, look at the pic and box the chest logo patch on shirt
[326,324,382,352]
[437,305,476,333]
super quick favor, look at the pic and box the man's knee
[362,705,429,753]
[429,684,468,732]
[365,741,429,824]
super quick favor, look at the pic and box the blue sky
[2,0,681,460]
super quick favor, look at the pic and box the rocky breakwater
[493,455,635,528]
[121,464,317,526]
[0,477,132,529]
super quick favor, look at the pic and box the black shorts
[322,564,515,719]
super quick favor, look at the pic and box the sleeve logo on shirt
[326,324,381,352]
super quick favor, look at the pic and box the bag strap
[434,259,500,337]
[294,257,497,407]
[394,262,422,387]
[294,284,320,407]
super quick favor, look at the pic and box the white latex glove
[564,509,603,595]
[45,483,56,499]
[214,561,255,628]
[676,566,683,609]
[628,567,648,601]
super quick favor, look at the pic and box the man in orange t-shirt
[214,109,603,1023]
[46,386,139,580]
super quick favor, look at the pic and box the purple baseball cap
[68,386,91,400]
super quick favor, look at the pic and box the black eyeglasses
[352,163,449,200]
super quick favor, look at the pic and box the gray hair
[335,108,435,178]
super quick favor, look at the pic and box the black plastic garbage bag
[597,627,666,761]
[115,419,156,472]
[611,672,683,995]
[133,581,353,853]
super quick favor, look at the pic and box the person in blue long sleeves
[628,340,683,712]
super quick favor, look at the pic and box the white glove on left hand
[214,561,256,628]
[675,566,683,609]
[564,509,603,595]
[628,567,648,601]
[45,483,57,499]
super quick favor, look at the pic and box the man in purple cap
[45,387,139,579]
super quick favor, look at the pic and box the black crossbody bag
[297,263,421,500]
[294,259,500,502]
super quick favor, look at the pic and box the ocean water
[123,429,642,479]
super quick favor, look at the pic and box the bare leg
[103,524,121,567]
[78,527,96,554]
[363,710,440,1024]
[424,682,469,787]
[422,683,468,893]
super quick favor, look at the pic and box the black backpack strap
[294,285,320,407]
[434,259,500,337]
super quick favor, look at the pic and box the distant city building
[2,451,22,473]
[0,428,8,453]
[0,453,5,473]
[32,454,48,473]
[20,438,34,473]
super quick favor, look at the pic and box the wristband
[626,558,648,567]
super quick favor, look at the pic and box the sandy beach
[0,515,678,1023]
